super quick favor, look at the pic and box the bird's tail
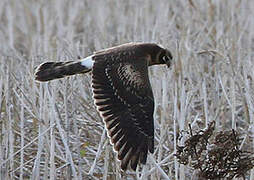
[35,56,93,82]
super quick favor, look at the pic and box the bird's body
[35,42,173,171]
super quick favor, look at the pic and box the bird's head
[145,43,173,67]
[157,48,173,68]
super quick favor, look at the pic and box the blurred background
[0,0,253,179]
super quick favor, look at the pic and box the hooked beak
[166,60,171,68]
[166,56,173,68]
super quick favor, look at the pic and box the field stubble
[0,0,253,179]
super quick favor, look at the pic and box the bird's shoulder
[93,42,158,63]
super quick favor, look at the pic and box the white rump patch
[80,55,94,69]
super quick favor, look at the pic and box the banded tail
[35,56,94,82]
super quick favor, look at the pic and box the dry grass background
[0,0,254,179]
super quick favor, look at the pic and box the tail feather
[35,61,91,82]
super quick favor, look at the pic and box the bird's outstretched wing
[92,57,154,171]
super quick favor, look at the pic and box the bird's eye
[163,56,169,62]
[162,55,172,67]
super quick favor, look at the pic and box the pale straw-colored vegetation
[0,0,253,179]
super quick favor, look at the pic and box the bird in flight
[35,42,173,171]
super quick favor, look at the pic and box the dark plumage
[34,42,173,171]
[35,61,90,81]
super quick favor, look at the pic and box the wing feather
[92,56,154,170]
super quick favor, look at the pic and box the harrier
[35,42,173,171]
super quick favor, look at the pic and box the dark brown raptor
[35,42,173,171]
